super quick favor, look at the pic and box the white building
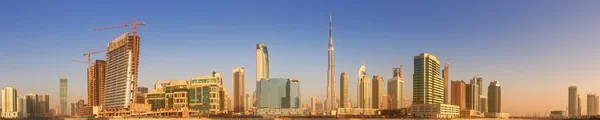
[412,104,460,119]
[2,87,20,118]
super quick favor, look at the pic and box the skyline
[2,0,600,116]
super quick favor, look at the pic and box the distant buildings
[442,63,450,104]
[451,80,466,110]
[2,87,18,118]
[568,86,579,117]
[256,43,269,82]
[256,78,300,108]
[233,67,245,113]
[104,32,140,112]
[358,74,371,108]
[589,93,599,115]
[310,97,317,115]
[387,67,404,109]
[371,75,383,109]
[339,72,350,108]
[411,53,459,118]
[480,96,487,113]
[60,78,67,115]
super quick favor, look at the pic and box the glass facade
[257,78,300,109]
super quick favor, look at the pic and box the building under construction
[103,32,141,116]
[88,60,106,107]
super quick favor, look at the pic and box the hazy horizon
[2,0,600,116]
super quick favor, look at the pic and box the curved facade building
[256,44,269,82]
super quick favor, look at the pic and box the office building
[480,95,487,113]
[451,80,466,110]
[233,68,245,113]
[411,53,459,118]
[23,94,37,117]
[256,78,300,109]
[442,64,449,104]
[412,53,443,104]
[89,60,106,107]
[588,94,599,115]
[104,32,140,110]
[466,83,479,111]
[488,81,502,113]
[325,13,337,113]
[37,95,49,116]
[372,75,383,109]
[137,87,148,94]
[60,78,67,115]
[70,103,76,116]
[472,77,483,111]
[2,87,18,118]
[256,43,269,82]
[388,67,404,109]
[339,72,350,108]
[358,75,371,108]
[189,73,228,114]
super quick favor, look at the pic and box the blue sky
[1,0,600,116]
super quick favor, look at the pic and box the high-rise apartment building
[388,67,404,109]
[104,32,140,110]
[358,75,371,108]
[587,94,599,115]
[466,83,479,111]
[381,94,389,109]
[442,64,449,104]
[233,67,245,113]
[412,53,443,104]
[89,60,106,107]
[37,95,49,116]
[488,81,502,113]
[339,72,349,108]
[59,78,67,115]
[472,77,483,111]
[568,86,578,117]
[325,13,337,113]
[23,94,37,117]
[480,95,488,113]
[372,75,383,109]
[2,87,18,118]
[451,80,466,110]
[256,43,269,82]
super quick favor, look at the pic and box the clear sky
[1,0,600,116]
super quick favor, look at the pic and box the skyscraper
[59,78,67,115]
[2,87,17,118]
[388,67,404,109]
[233,67,245,113]
[488,81,502,113]
[37,95,49,116]
[339,72,349,108]
[480,95,488,113]
[466,83,479,111]
[325,12,337,113]
[256,43,269,82]
[104,32,140,110]
[88,60,106,107]
[473,77,483,111]
[568,86,578,117]
[256,78,300,108]
[451,80,466,110]
[587,94,599,115]
[358,75,371,108]
[311,97,317,114]
[372,75,383,109]
[442,64,449,104]
[412,53,443,104]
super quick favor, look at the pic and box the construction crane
[73,50,106,71]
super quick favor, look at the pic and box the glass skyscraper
[256,78,300,109]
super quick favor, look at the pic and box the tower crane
[72,50,106,70]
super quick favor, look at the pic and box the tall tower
[442,63,449,104]
[60,77,68,115]
[412,53,443,105]
[488,81,502,113]
[372,75,383,109]
[358,75,371,108]
[105,32,140,110]
[339,72,349,108]
[388,66,404,109]
[568,86,578,117]
[325,11,337,113]
[89,60,106,107]
[233,67,245,113]
[256,43,269,82]
[451,80,466,110]
[588,93,599,115]
[1,87,17,118]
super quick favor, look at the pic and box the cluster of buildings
[565,86,600,118]
[1,87,53,118]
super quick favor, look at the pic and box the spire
[329,10,333,47]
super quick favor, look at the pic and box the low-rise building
[484,112,510,119]
[460,109,483,118]
[412,104,460,119]
[255,108,308,116]
[335,108,379,116]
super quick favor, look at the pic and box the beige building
[588,93,599,115]
[2,87,18,118]
[339,72,350,108]
[451,80,466,110]
[256,43,269,82]
[387,67,404,109]
[358,75,371,109]
[442,64,450,104]
[371,75,383,109]
[412,53,443,104]
[233,68,245,113]
[480,95,487,113]
[412,104,460,118]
